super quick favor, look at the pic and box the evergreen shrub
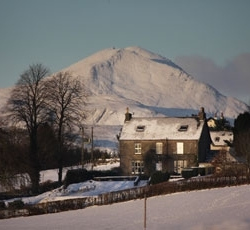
[8,199,24,209]
[64,168,89,188]
[0,201,6,210]
[150,171,170,185]
[181,168,198,179]
[64,167,122,188]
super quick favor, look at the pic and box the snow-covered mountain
[0,47,249,149]
[61,46,248,124]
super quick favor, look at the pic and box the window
[215,137,220,142]
[156,161,162,171]
[178,125,188,131]
[136,125,145,132]
[135,143,141,154]
[131,161,144,174]
[156,142,163,154]
[177,142,184,154]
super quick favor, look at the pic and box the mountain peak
[65,46,184,76]
[124,46,162,58]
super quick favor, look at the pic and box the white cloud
[175,54,250,104]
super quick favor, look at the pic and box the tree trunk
[28,167,40,194]
[29,130,40,194]
[57,125,63,184]
[58,151,63,184]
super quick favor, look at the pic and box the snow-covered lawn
[1,184,250,230]
[3,160,148,206]
[21,179,147,205]
[40,161,120,183]
[0,161,120,193]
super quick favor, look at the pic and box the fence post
[144,191,147,230]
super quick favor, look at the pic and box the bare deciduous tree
[6,64,50,193]
[45,71,88,183]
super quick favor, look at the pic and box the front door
[174,160,187,174]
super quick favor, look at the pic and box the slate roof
[119,117,205,141]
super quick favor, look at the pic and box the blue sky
[0,0,250,103]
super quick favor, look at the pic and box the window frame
[156,142,163,155]
[136,125,145,132]
[174,160,188,173]
[177,142,184,154]
[131,160,144,175]
[178,125,188,131]
[134,143,142,154]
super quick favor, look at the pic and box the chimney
[214,112,218,120]
[198,107,206,120]
[125,107,132,122]
[220,112,224,120]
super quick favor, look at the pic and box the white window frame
[135,143,142,154]
[177,142,184,154]
[156,142,163,154]
[131,161,144,174]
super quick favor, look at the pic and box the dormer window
[215,137,220,142]
[136,125,145,132]
[178,125,188,131]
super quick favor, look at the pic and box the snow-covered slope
[0,47,249,148]
[0,87,12,111]
[2,185,250,230]
[62,46,248,125]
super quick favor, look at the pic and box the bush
[150,171,170,185]
[0,201,6,210]
[39,180,61,193]
[64,168,89,188]
[64,167,122,188]
[181,168,199,179]
[8,199,25,209]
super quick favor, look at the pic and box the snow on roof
[119,117,204,140]
[210,131,233,146]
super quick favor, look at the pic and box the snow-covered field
[23,161,147,205]
[21,178,147,205]
[0,161,121,193]
[2,162,250,229]
[3,161,145,206]
[40,161,120,184]
[1,184,250,229]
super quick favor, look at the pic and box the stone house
[118,108,211,175]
